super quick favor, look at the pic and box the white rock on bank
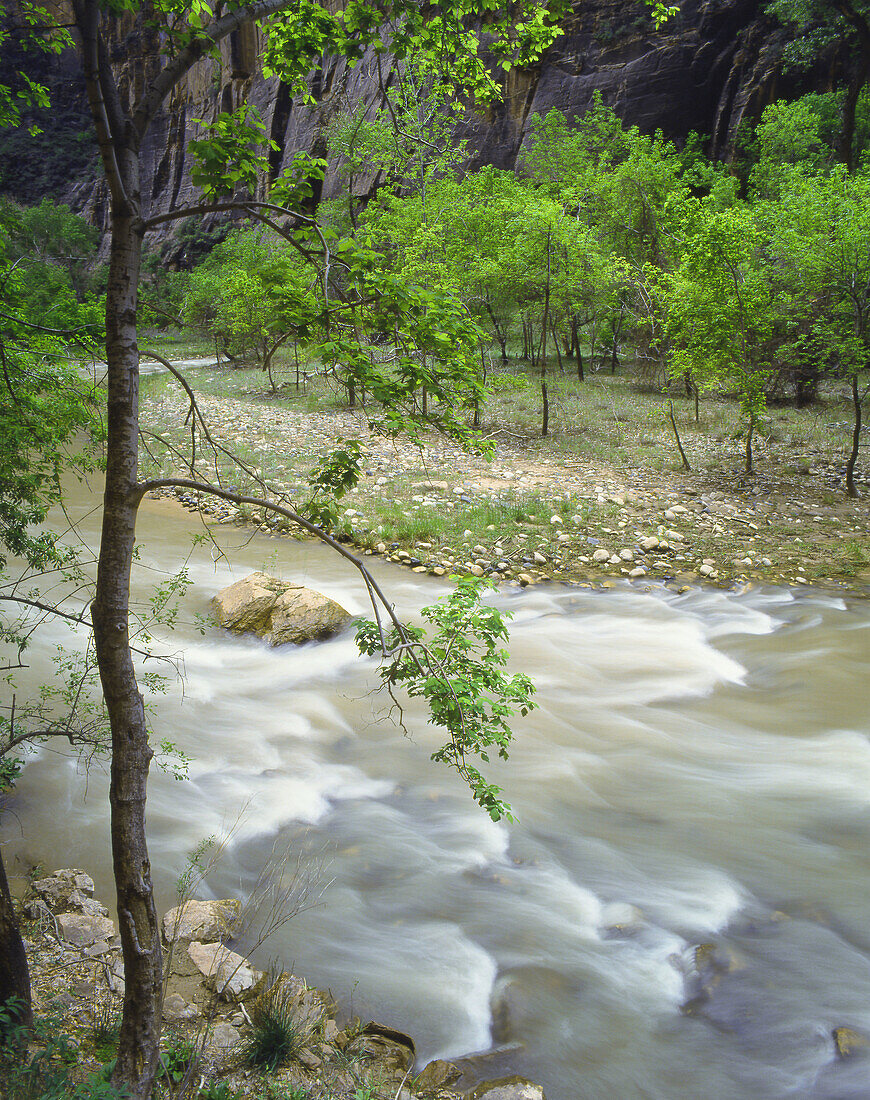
[162,899,242,945]
[187,941,265,1001]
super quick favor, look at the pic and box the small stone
[187,942,265,1001]
[618,549,634,561]
[640,536,659,551]
[550,515,563,526]
[592,549,610,562]
[470,1078,547,1100]
[518,574,534,586]
[163,993,199,1023]
[629,567,646,578]
[699,564,714,577]
[208,1022,240,1054]
[471,565,485,577]
[533,552,547,564]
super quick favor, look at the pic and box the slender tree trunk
[668,399,691,471]
[610,308,623,374]
[484,301,507,362]
[745,415,754,474]
[551,322,563,372]
[0,844,31,1026]
[846,372,863,498]
[90,161,163,1100]
[572,318,584,381]
[541,228,551,438]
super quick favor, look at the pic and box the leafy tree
[663,200,778,472]
[768,0,870,169]
[765,166,870,492]
[183,226,319,388]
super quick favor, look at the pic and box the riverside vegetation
[9,92,869,591]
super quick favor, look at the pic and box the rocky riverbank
[141,388,870,594]
[17,869,546,1100]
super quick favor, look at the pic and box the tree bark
[745,415,754,474]
[0,844,31,1027]
[74,2,163,1085]
[92,197,163,1100]
[846,372,863,498]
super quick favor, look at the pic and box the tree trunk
[551,322,563,372]
[846,372,863,498]
[484,301,508,362]
[91,178,163,1100]
[745,415,754,474]
[540,229,551,437]
[0,844,31,1027]
[572,318,584,382]
[840,72,866,171]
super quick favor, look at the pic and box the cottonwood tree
[765,165,870,493]
[664,200,778,473]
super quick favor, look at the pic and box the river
[4,483,870,1100]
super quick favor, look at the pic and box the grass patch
[243,983,311,1072]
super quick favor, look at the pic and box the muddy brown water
[5,482,870,1100]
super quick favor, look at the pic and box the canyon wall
[10,1,798,233]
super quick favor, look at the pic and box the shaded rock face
[211,571,351,646]
[63,0,794,241]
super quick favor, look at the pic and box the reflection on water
[5,490,870,1099]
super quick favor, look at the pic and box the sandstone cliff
[5,1,799,232]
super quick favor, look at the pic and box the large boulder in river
[211,572,351,646]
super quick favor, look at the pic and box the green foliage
[158,1035,197,1087]
[198,1083,242,1100]
[303,442,362,527]
[356,579,535,820]
[0,754,22,793]
[0,2,72,133]
[189,107,277,198]
[89,1003,122,1061]
[243,983,310,1071]
[0,998,128,1100]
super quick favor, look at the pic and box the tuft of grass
[89,1000,122,1060]
[244,983,311,1072]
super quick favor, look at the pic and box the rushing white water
[4,489,870,1100]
